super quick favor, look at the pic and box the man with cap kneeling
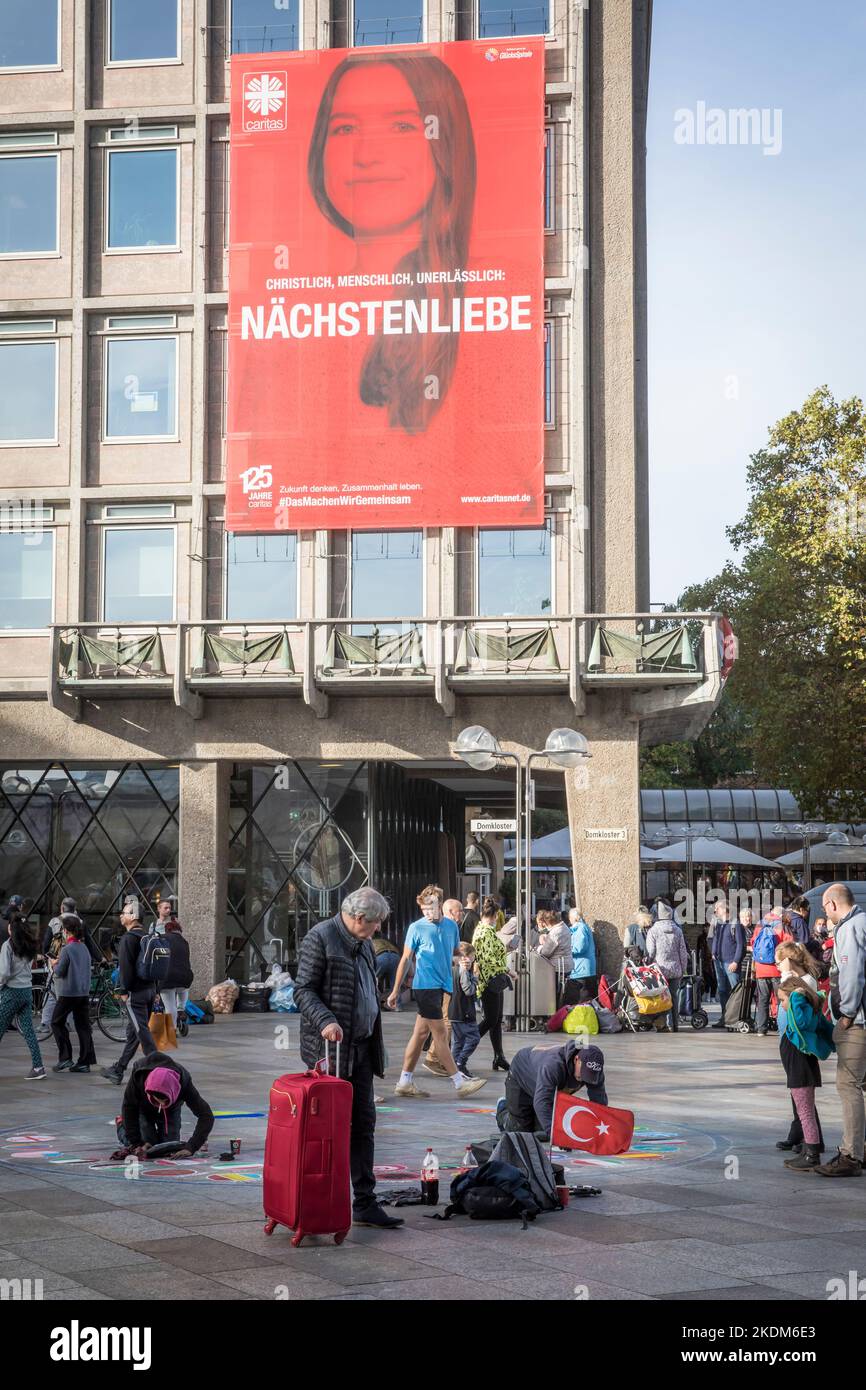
[115,1053,214,1160]
[497,1040,607,1139]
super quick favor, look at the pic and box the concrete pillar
[565,706,640,977]
[179,760,229,994]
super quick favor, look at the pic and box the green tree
[645,388,866,816]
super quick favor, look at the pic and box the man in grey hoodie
[645,903,689,1032]
[814,883,866,1177]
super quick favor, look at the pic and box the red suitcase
[262,1042,353,1248]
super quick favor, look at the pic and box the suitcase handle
[318,1038,341,1076]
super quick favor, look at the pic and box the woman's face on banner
[324,64,436,235]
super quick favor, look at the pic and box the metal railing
[43,613,721,719]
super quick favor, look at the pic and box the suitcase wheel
[737,1021,751,1034]
[691,1010,709,1031]
[334,1230,349,1246]
[263,1219,277,1236]
[291,1230,305,1248]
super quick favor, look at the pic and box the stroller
[615,961,673,1033]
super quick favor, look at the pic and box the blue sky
[646,0,866,604]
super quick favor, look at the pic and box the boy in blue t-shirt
[388,886,486,1100]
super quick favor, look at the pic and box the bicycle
[89,961,130,1044]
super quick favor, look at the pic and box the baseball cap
[578,1044,605,1089]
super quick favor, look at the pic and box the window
[544,320,554,428]
[103,527,175,622]
[104,337,177,440]
[104,504,175,518]
[351,531,422,620]
[477,0,549,37]
[0,531,54,629]
[226,533,298,621]
[106,148,178,250]
[0,155,59,256]
[230,0,299,53]
[108,0,179,63]
[478,526,552,616]
[544,125,554,231]
[0,341,57,443]
[352,0,423,46]
[0,0,59,69]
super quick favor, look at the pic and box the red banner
[551,1093,635,1155]
[226,40,545,532]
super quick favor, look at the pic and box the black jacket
[508,1040,608,1134]
[117,927,149,993]
[161,930,194,989]
[121,1053,213,1154]
[448,960,477,1022]
[294,915,385,1080]
[460,910,480,945]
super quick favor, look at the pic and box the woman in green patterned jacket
[472,896,511,1072]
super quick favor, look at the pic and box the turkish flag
[551,1092,634,1155]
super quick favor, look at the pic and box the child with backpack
[449,943,481,1077]
[774,941,826,1156]
[776,971,835,1171]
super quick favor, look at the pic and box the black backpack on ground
[430,1160,541,1229]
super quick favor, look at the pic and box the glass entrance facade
[0,763,179,948]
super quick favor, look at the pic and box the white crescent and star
[559,1103,611,1145]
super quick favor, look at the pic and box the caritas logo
[242,72,287,132]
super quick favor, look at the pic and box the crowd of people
[1,874,865,1231]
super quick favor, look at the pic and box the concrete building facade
[0,0,724,988]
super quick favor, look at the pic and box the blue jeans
[714,960,739,1015]
[451,1021,480,1070]
[374,953,398,994]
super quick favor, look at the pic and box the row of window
[0,136,179,258]
[0,0,553,71]
[0,329,177,445]
[0,525,553,630]
[0,320,557,444]
[0,124,557,259]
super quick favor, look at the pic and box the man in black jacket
[294,886,403,1231]
[497,1040,608,1137]
[100,904,158,1085]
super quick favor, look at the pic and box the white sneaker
[455,1077,486,1098]
[394,1081,430,1098]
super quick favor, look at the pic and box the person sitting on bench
[497,1040,607,1138]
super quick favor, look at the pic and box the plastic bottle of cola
[421,1147,440,1205]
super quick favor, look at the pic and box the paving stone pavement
[1,1005,865,1302]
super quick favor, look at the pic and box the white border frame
[227,0,303,59]
[100,523,177,624]
[0,0,61,72]
[102,334,179,444]
[348,0,426,48]
[0,151,60,260]
[474,518,555,617]
[0,338,59,447]
[104,144,180,255]
[0,527,56,635]
[105,0,182,68]
[222,529,301,623]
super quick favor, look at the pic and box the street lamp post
[773,822,827,891]
[455,724,590,1029]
